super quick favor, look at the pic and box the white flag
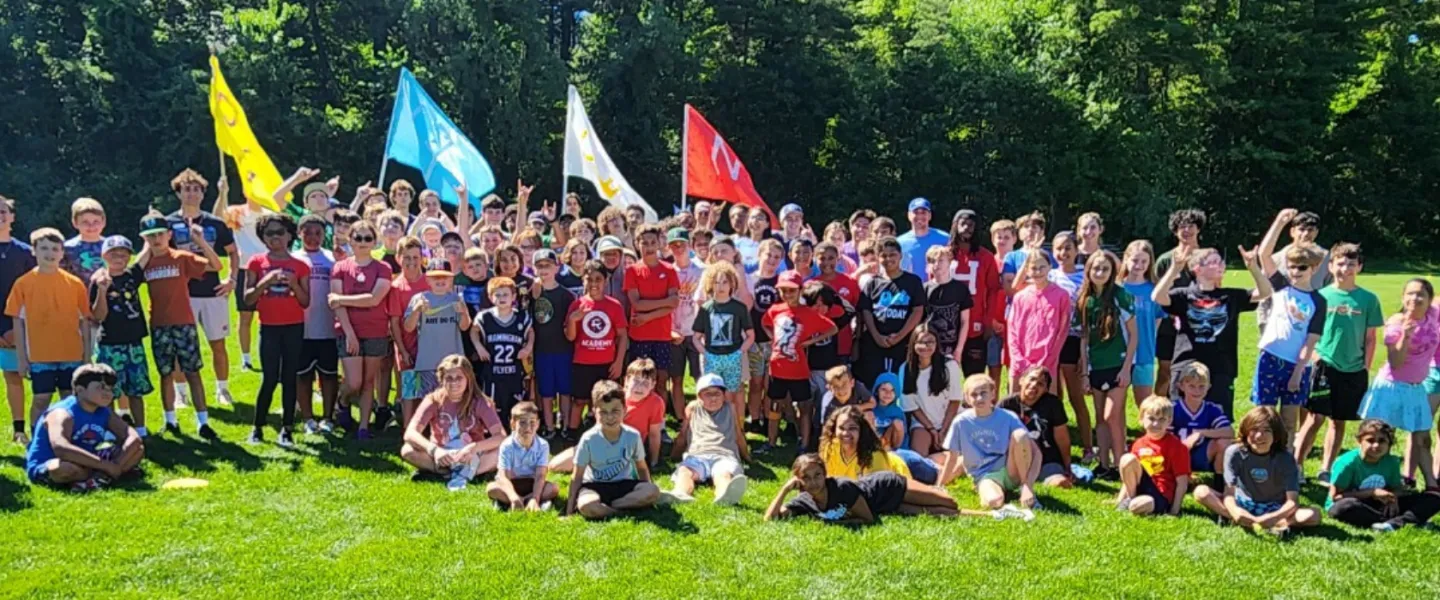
[563,85,657,222]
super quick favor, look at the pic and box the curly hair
[818,406,885,471]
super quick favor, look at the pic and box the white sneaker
[992,504,1036,522]
[303,419,320,435]
[659,490,695,505]
[714,475,748,506]
[215,389,234,408]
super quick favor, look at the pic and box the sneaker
[447,474,469,492]
[335,407,356,431]
[246,428,265,445]
[540,501,553,511]
[197,424,219,441]
[373,406,394,431]
[277,429,295,448]
[755,443,776,455]
[215,389,235,408]
[1316,470,1332,484]
[1115,497,1132,512]
[357,428,373,441]
[991,504,1029,521]
[164,423,182,437]
[70,478,100,493]
[1270,526,1293,541]
[659,490,696,505]
[319,419,336,434]
[243,360,260,372]
[1081,449,1098,464]
[12,431,28,446]
[1372,521,1399,533]
[120,413,135,426]
[303,419,320,435]
[660,429,673,445]
[714,475,748,506]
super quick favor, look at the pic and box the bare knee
[1194,485,1216,503]
[1129,496,1155,515]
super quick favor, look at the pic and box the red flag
[683,105,778,228]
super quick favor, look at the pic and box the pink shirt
[1007,283,1072,377]
[1381,308,1440,384]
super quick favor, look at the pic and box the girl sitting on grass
[400,354,505,491]
[1327,419,1440,532]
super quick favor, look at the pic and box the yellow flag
[209,56,284,211]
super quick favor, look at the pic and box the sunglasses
[351,235,376,243]
[1289,264,1311,272]
[263,229,289,238]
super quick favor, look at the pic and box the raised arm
[1258,208,1297,278]
[274,167,321,209]
[1240,245,1273,301]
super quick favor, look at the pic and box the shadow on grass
[626,504,700,535]
[744,462,779,482]
[142,434,266,473]
[1036,494,1080,516]
[0,456,32,512]
[1305,522,1368,543]
[309,432,408,474]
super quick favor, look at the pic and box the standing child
[1118,240,1161,402]
[472,276,534,426]
[856,237,925,387]
[401,354,504,491]
[530,249,575,437]
[387,237,430,429]
[747,240,786,431]
[942,374,1041,509]
[6,228,93,435]
[167,169,240,410]
[987,219,1018,385]
[1253,209,1328,463]
[1171,362,1234,478]
[0,197,35,444]
[1077,251,1138,478]
[62,198,108,284]
[924,246,974,365]
[1075,212,1104,266]
[327,220,393,440]
[488,401,559,511]
[1050,232,1088,456]
[565,381,661,520]
[1117,396,1190,517]
[693,261,755,415]
[563,260,629,440]
[1153,209,1207,398]
[1327,419,1440,532]
[403,257,472,425]
[662,373,751,506]
[1195,407,1321,537]
[761,271,838,453]
[667,228,704,421]
[1358,278,1440,489]
[88,236,154,437]
[243,213,311,447]
[295,215,339,433]
[1006,251,1072,403]
[624,224,680,409]
[24,364,143,490]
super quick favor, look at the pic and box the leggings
[1327,491,1440,528]
[256,324,305,431]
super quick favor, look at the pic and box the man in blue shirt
[897,198,950,282]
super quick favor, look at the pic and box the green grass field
[4,269,1440,599]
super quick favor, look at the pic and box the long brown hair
[1238,406,1286,455]
[903,324,951,396]
[1078,252,1122,343]
[425,354,487,420]
[819,406,886,467]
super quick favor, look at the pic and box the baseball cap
[777,271,804,289]
[528,211,548,226]
[955,208,978,222]
[101,235,133,255]
[424,257,454,278]
[302,182,329,201]
[666,228,690,244]
[908,197,933,213]
[139,216,169,237]
[532,248,558,265]
[779,203,804,220]
[596,236,625,254]
[696,373,727,393]
[419,219,444,234]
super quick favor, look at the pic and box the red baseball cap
[778,271,804,289]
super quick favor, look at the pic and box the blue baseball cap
[696,373,727,392]
[908,197,933,213]
[779,203,804,220]
[101,235,134,255]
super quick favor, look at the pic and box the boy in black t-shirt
[857,237,926,386]
[923,246,973,363]
[996,365,1071,488]
[88,236,154,437]
[530,249,575,437]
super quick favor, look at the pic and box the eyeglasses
[442,375,466,384]
[351,235,375,243]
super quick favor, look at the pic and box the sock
[116,409,131,417]
[242,353,251,364]
[216,380,229,394]
[196,411,209,426]
[135,426,149,437]
[165,411,178,426]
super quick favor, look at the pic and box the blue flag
[382,68,496,209]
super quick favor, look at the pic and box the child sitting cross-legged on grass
[1327,419,1440,532]
[941,374,1041,510]
[661,373,750,506]
[486,401,559,511]
[1116,396,1190,517]
[1195,406,1321,538]
[1170,362,1234,479]
[565,381,661,520]
[400,354,504,491]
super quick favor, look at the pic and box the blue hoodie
[871,372,907,438]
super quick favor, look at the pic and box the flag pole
[680,105,689,213]
[561,87,572,205]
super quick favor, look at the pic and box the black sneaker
[164,423,182,437]
[246,428,264,445]
[277,428,295,448]
[373,405,394,431]
[121,413,135,426]
[197,424,219,441]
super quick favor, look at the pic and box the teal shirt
[1327,448,1403,509]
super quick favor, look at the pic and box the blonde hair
[1119,240,1157,283]
[1177,362,1211,387]
[699,261,742,298]
[170,168,208,192]
[1139,395,1174,420]
[70,198,105,222]
[824,365,852,385]
[1017,211,1047,231]
[30,227,64,246]
[427,355,483,420]
[1077,212,1103,228]
[1186,248,1222,271]
[925,245,951,263]
[1285,243,1326,268]
[962,373,996,395]
[990,219,1017,237]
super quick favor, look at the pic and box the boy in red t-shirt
[623,224,678,403]
[621,359,666,468]
[387,237,430,429]
[760,271,837,453]
[564,260,629,440]
[1118,396,1192,516]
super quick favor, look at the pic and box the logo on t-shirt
[145,265,180,281]
[534,296,555,324]
[773,314,800,361]
[819,504,849,521]
[1359,473,1387,491]
[583,310,613,339]
[710,312,735,347]
[1248,467,1271,484]
[1187,296,1229,343]
[875,288,912,321]
[969,427,1001,453]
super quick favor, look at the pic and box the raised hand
[541,200,557,221]
[1274,208,1299,225]
[1238,245,1259,269]
[516,179,535,202]
[325,175,341,197]
[293,167,321,182]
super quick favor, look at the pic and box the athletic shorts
[677,454,743,482]
[151,325,202,376]
[1039,462,1068,481]
[1087,367,1123,392]
[987,334,1004,367]
[0,348,17,372]
[298,339,340,376]
[508,477,537,498]
[1236,495,1283,517]
[629,340,672,372]
[26,461,60,487]
[235,288,257,313]
[30,362,80,396]
[1059,336,1082,365]
[1136,469,1172,515]
[1251,351,1312,408]
[1156,319,1177,362]
[580,479,642,505]
[703,351,743,392]
[572,363,612,402]
[669,335,701,378]
[1130,362,1156,388]
[96,343,154,398]
[767,377,812,404]
[190,297,230,342]
[1310,360,1368,421]
[486,375,526,423]
[978,469,1020,495]
[535,352,574,398]
[1189,441,1217,474]
[746,343,771,380]
[960,335,987,376]
[399,370,424,401]
[408,370,441,399]
[337,335,390,359]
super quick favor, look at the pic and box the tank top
[479,308,530,379]
[685,401,737,460]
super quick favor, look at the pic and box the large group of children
[9,169,1440,535]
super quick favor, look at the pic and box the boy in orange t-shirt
[4,228,92,435]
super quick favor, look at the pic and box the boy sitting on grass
[25,364,143,491]
[662,373,751,506]
[1171,362,1233,480]
[488,401,559,511]
[1117,396,1190,517]
[566,381,661,520]
[942,374,1040,509]
[1195,406,1321,538]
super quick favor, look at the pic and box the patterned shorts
[399,370,425,401]
[96,343,154,398]
[746,342,772,380]
[704,351,744,392]
[152,325,202,376]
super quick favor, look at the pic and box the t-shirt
[859,271,926,340]
[1326,449,1403,509]
[900,360,964,428]
[762,303,835,381]
[819,442,912,479]
[924,279,974,354]
[479,272,534,317]
[409,291,465,371]
[693,298,753,355]
[499,435,552,479]
[1172,399,1231,443]
[670,260,703,336]
[1007,283,1072,376]
[783,477,863,521]
[166,211,234,299]
[25,396,112,471]
[819,381,874,426]
[1223,444,1300,504]
[224,204,269,262]
[0,240,36,339]
[62,236,105,282]
[1315,285,1383,373]
[89,264,148,345]
[898,228,950,282]
[684,400,740,460]
[943,408,1025,480]
[1258,245,1333,327]
[246,254,310,326]
[623,260,679,342]
[532,285,576,355]
[1165,285,1258,378]
[569,295,628,365]
[1378,309,1440,384]
[297,248,336,340]
[575,425,645,483]
[624,392,666,444]
[387,275,431,366]
[415,398,501,447]
[1001,247,1059,275]
[873,399,907,436]
[457,273,488,317]
[1130,433,1192,503]
[1079,286,1136,370]
[1257,273,1326,363]
[557,267,584,298]
[4,270,92,363]
[950,246,1003,340]
[330,258,392,339]
[1122,281,1160,365]
[749,273,781,343]
[143,250,208,327]
[1008,393,1068,467]
[817,272,861,355]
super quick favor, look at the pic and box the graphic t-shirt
[623,260,679,342]
[1257,273,1326,363]
[456,273,489,317]
[330,258,392,339]
[409,291,465,371]
[924,279,974,354]
[575,425,645,483]
[532,285,576,355]
[142,250,208,327]
[1315,285,1383,373]
[670,260,703,336]
[1007,393,1069,467]
[943,408,1025,480]
[762,304,835,380]
[499,435,552,478]
[415,398,501,447]
[298,248,336,340]
[0,240,36,339]
[1079,286,1136,370]
[1326,449,1403,509]
[860,272,926,341]
[1223,445,1299,504]
[25,396,111,471]
[4,270,92,363]
[89,264,148,345]
[1122,281,1160,366]
[557,267,584,298]
[1130,433,1192,503]
[950,246,1002,339]
[898,229,950,282]
[693,298,753,355]
[387,275,431,367]
[1171,399,1231,443]
[1378,309,1440,384]
[246,254,310,326]
[476,308,530,379]
[62,236,105,282]
[624,392,666,444]
[749,273,781,344]
[569,295,628,365]
[1164,285,1257,378]
[783,477,862,522]
[166,211,234,299]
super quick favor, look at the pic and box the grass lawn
[4,268,1440,599]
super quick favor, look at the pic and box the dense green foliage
[2,1,1438,254]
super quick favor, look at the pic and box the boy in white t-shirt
[487,401,558,511]
[1253,209,1327,458]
